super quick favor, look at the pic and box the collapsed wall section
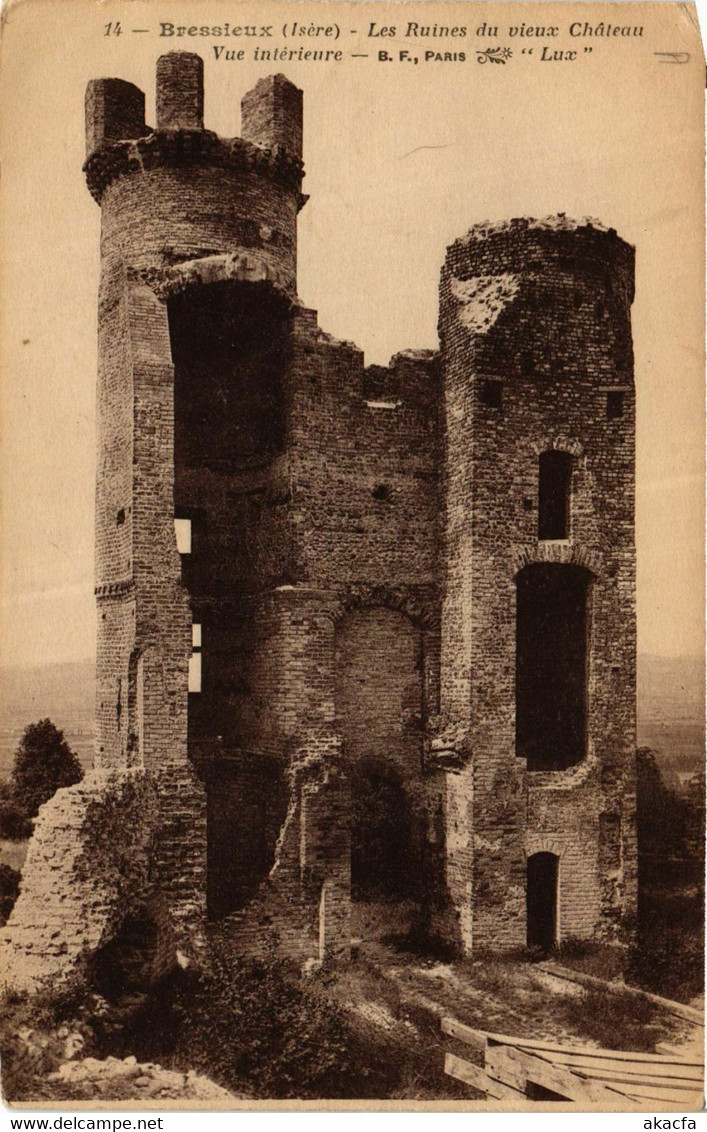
[1,772,160,992]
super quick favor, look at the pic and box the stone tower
[83,54,313,952]
[2,58,637,989]
[434,218,637,949]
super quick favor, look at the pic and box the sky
[0,0,704,668]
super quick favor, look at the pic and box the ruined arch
[334,583,440,632]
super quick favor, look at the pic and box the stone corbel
[424,720,471,771]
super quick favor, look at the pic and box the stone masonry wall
[2,772,159,992]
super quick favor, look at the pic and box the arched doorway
[527,852,559,950]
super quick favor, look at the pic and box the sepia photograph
[0,0,704,1110]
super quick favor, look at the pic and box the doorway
[527,852,559,950]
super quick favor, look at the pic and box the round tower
[83,54,306,938]
[85,55,304,291]
[435,216,637,950]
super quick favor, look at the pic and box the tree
[636,746,688,859]
[0,777,32,840]
[11,719,83,819]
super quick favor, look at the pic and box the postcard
[0,0,704,1111]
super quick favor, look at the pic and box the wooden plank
[548,1053,703,1081]
[441,1017,487,1053]
[444,1052,526,1102]
[616,1083,704,1106]
[558,1059,701,1086]
[484,1029,703,1066]
[571,1066,703,1091]
[486,1044,530,1094]
[489,1045,634,1108]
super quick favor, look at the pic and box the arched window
[538,450,572,540]
[516,564,591,770]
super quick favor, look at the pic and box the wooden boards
[441,1015,705,1108]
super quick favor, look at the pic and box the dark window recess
[116,509,125,526]
[169,280,290,471]
[372,484,391,502]
[606,391,625,420]
[538,450,572,540]
[481,380,503,409]
[516,563,591,771]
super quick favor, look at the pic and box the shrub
[0,975,97,1101]
[0,864,20,924]
[118,946,365,1099]
[0,798,33,841]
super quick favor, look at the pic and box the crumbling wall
[1,771,162,993]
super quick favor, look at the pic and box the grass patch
[554,938,626,983]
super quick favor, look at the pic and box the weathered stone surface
[1,771,158,991]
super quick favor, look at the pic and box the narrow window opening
[116,509,125,527]
[188,622,202,693]
[538,450,572,540]
[606,391,625,420]
[481,380,503,409]
[174,517,192,555]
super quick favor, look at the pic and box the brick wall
[2,771,160,992]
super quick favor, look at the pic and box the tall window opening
[516,564,591,771]
[334,606,424,904]
[527,852,559,949]
[174,517,192,555]
[188,622,202,693]
[206,760,288,920]
[538,450,572,540]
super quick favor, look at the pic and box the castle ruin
[3,53,637,986]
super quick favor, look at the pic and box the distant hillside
[637,653,704,784]
[0,653,702,782]
[0,659,95,777]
